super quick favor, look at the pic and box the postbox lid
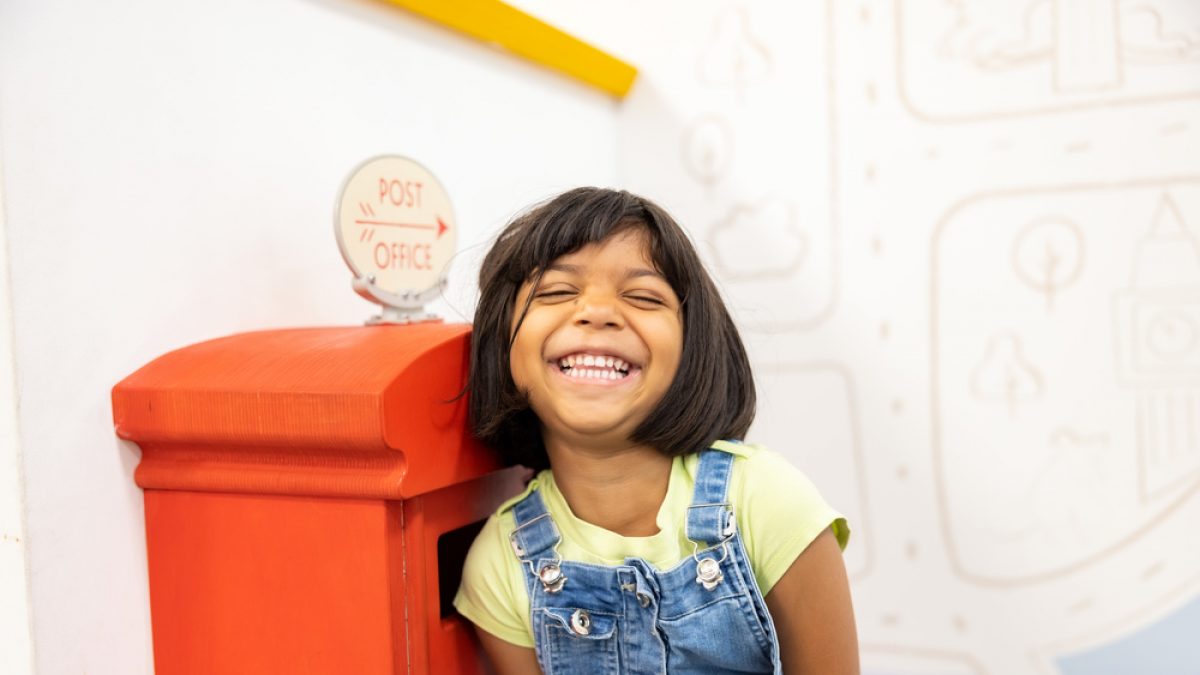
[112,323,504,499]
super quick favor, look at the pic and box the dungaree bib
[507,448,784,674]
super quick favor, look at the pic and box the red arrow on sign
[355,219,433,231]
[355,216,451,239]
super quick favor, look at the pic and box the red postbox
[112,322,524,674]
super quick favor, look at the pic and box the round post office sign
[334,155,457,310]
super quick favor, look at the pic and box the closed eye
[626,294,666,306]
[534,289,576,301]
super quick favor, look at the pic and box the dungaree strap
[508,489,562,561]
[685,448,736,546]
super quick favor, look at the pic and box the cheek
[644,328,684,396]
[508,342,534,390]
[667,347,686,388]
[659,319,685,370]
[507,318,550,391]
[506,294,534,388]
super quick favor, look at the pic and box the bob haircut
[469,187,755,471]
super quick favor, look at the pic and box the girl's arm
[476,627,541,675]
[765,526,860,674]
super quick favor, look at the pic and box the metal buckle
[508,513,553,559]
[509,512,569,593]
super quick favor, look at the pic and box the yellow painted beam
[378,0,638,98]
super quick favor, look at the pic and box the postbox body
[112,323,525,674]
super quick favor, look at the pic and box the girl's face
[509,228,683,449]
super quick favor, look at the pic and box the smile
[554,352,639,381]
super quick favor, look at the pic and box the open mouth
[555,353,637,381]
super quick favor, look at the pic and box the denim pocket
[538,607,620,675]
[657,595,773,672]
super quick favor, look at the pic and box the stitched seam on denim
[736,591,773,654]
[543,617,619,673]
[729,532,776,655]
[655,594,742,622]
[536,617,553,673]
[725,535,770,650]
[541,608,622,618]
[548,559,643,573]
[543,622,619,640]
[657,597,772,666]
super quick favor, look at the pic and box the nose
[573,292,624,329]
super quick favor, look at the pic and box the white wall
[0,1,618,672]
[0,140,37,675]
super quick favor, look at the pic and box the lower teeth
[562,368,628,379]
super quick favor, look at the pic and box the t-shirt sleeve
[734,444,850,597]
[452,512,534,648]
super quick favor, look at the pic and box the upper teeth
[558,354,630,373]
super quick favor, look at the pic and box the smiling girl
[454,188,858,674]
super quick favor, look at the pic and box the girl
[455,188,858,674]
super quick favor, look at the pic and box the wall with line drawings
[515,0,1200,672]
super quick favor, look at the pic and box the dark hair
[469,187,754,470]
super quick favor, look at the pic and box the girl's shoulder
[454,487,538,647]
[677,439,766,478]
[492,468,554,524]
[717,441,847,533]
[715,440,851,595]
[691,440,822,492]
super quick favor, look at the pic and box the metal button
[696,557,724,591]
[637,592,652,608]
[570,609,591,636]
[539,564,567,593]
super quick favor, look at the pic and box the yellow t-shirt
[453,441,849,648]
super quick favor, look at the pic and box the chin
[552,415,638,443]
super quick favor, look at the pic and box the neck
[544,435,673,537]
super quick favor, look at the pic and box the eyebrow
[546,263,665,281]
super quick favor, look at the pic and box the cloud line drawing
[707,197,808,282]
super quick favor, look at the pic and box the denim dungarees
[507,448,783,674]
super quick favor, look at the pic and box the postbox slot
[437,518,487,618]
